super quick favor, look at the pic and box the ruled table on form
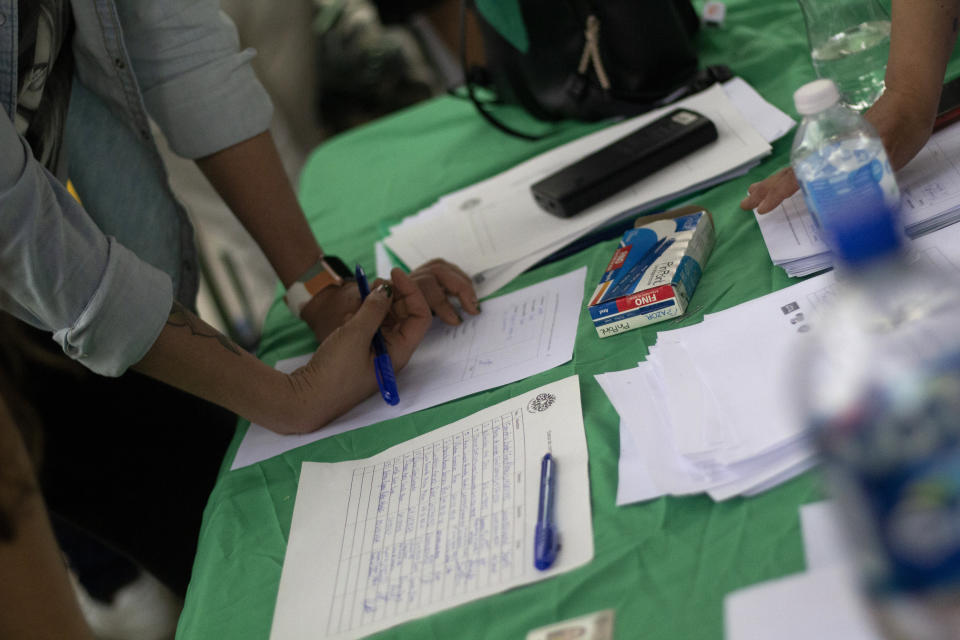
[270,376,593,640]
[325,410,526,635]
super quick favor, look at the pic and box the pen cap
[537,454,554,519]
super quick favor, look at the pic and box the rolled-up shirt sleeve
[115,0,274,159]
[0,114,172,377]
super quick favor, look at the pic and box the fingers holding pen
[375,269,429,370]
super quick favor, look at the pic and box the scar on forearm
[168,301,242,356]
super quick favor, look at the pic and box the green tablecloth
[176,1,960,638]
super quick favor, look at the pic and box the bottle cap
[794,79,840,115]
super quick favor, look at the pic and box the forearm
[195,131,321,287]
[132,302,304,433]
[885,0,960,118]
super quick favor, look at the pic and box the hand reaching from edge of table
[739,88,938,215]
[741,0,960,215]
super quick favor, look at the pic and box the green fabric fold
[475,0,529,53]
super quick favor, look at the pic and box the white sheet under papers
[724,501,880,640]
[800,500,852,571]
[270,376,593,640]
[724,565,881,640]
[385,80,776,298]
[232,268,587,469]
[601,220,960,503]
[755,121,960,276]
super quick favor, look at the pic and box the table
[176,1,960,638]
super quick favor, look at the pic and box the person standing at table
[0,0,479,614]
[741,0,960,214]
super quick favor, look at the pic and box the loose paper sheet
[724,500,879,640]
[270,376,593,640]
[800,500,853,572]
[232,268,587,469]
[724,565,881,640]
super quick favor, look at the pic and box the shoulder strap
[460,0,547,141]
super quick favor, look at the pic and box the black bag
[463,0,731,139]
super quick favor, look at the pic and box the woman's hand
[740,165,800,215]
[300,258,481,344]
[279,268,432,433]
[740,87,939,215]
[407,259,481,325]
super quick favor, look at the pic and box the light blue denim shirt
[0,0,272,375]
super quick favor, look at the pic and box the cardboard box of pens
[588,205,715,338]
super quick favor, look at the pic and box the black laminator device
[530,109,718,218]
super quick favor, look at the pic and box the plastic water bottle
[791,78,900,249]
[791,79,960,639]
[797,0,890,111]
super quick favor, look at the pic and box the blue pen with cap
[534,453,560,571]
[355,263,400,406]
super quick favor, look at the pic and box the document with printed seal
[270,376,593,640]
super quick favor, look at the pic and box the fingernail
[376,283,393,298]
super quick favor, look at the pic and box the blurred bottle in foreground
[797,0,890,111]
[791,78,960,640]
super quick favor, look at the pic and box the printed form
[269,376,592,640]
[385,82,773,297]
[231,268,587,469]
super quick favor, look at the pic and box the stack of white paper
[596,273,832,504]
[385,79,790,298]
[755,122,960,277]
[601,221,960,505]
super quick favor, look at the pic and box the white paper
[800,500,853,571]
[725,565,881,640]
[721,76,796,143]
[596,369,682,504]
[232,268,587,469]
[596,367,716,503]
[270,376,593,640]
[374,241,397,280]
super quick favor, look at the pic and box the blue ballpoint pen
[354,264,400,406]
[534,453,560,571]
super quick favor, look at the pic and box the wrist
[283,255,354,319]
